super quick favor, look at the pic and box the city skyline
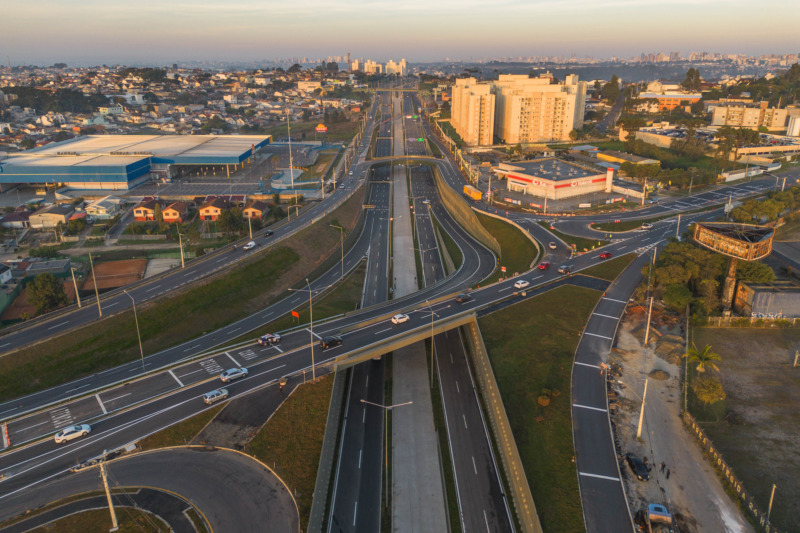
[3,0,799,66]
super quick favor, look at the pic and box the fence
[682,412,784,533]
[702,316,800,328]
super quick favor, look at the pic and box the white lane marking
[358,449,362,469]
[472,456,478,475]
[105,393,131,403]
[168,370,184,387]
[145,285,160,292]
[584,332,613,340]
[498,286,513,292]
[574,361,600,369]
[308,328,322,340]
[95,394,107,415]
[105,302,119,308]
[178,368,203,377]
[16,419,51,432]
[455,381,460,393]
[592,313,620,320]
[227,327,240,335]
[48,321,69,330]
[462,414,468,429]
[225,352,240,367]
[579,472,620,482]
[353,502,358,527]
[183,344,201,352]
[573,403,607,413]
[601,297,627,304]
[374,327,393,335]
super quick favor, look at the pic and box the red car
[538,262,550,270]
[599,252,613,259]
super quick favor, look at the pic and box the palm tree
[684,344,721,373]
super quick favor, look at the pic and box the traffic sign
[501,266,506,273]
[362,204,376,209]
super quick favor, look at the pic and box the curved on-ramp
[0,447,299,533]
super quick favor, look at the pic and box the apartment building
[450,78,496,146]
[712,102,790,131]
[492,74,587,144]
[385,59,408,77]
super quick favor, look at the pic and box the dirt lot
[609,305,754,533]
[692,327,800,532]
[1,281,77,320]
[82,258,147,290]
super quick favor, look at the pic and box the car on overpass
[455,293,473,304]
[391,313,410,324]
[258,333,281,346]
[220,367,249,383]
[320,336,343,350]
[203,388,229,405]
[54,424,91,444]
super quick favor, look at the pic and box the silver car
[54,424,91,444]
[220,368,248,383]
[203,388,229,404]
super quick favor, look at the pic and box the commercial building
[28,204,75,229]
[450,78,496,146]
[734,280,800,318]
[493,74,587,144]
[0,134,271,191]
[637,92,702,112]
[494,158,612,200]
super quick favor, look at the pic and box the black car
[320,335,343,350]
[455,293,473,304]
[557,264,573,274]
[625,453,650,481]
[264,230,274,237]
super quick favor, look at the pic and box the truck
[463,184,482,201]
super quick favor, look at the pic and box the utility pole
[89,253,101,317]
[767,484,777,523]
[178,232,185,269]
[100,462,119,531]
[636,379,648,440]
[248,215,253,239]
[644,297,654,346]
[675,213,681,239]
[642,178,647,206]
[70,268,81,308]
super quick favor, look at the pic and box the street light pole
[636,379,648,440]
[330,224,344,281]
[289,280,324,381]
[361,399,413,508]
[123,290,145,374]
[89,252,101,317]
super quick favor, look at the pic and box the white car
[391,313,410,324]
[641,223,654,230]
[548,242,557,250]
[422,199,430,204]
[242,241,257,251]
[54,424,91,444]
[220,367,249,383]
[514,280,530,290]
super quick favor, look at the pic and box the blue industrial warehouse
[0,134,271,190]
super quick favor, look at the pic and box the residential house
[0,211,30,229]
[85,196,123,219]
[29,204,75,229]
[133,199,159,221]
[198,197,230,221]
[163,201,188,223]
[0,264,12,285]
[243,200,269,221]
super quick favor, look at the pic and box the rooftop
[505,158,599,181]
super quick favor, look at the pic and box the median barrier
[463,317,543,533]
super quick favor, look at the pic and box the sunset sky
[4,0,799,65]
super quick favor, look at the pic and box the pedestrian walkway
[390,93,448,533]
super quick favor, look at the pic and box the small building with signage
[734,280,800,318]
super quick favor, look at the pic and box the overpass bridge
[368,155,441,163]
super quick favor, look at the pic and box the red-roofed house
[162,201,188,223]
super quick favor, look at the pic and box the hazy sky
[3,0,799,65]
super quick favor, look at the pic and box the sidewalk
[391,93,448,533]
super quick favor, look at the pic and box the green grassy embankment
[538,221,608,253]
[476,212,538,284]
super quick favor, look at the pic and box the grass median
[476,212,538,284]
[580,253,636,281]
[246,374,334,532]
[26,508,169,533]
[0,190,364,403]
[479,285,602,533]
[538,221,608,253]
[138,405,224,451]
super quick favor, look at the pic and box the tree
[602,75,621,104]
[681,68,702,92]
[20,138,35,150]
[692,376,725,406]
[217,208,243,235]
[684,344,721,373]
[288,63,302,73]
[662,283,693,312]
[27,273,68,313]
[154,203,164,225]
[736,261,775,283]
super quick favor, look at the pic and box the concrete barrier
[464,317,543,533]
